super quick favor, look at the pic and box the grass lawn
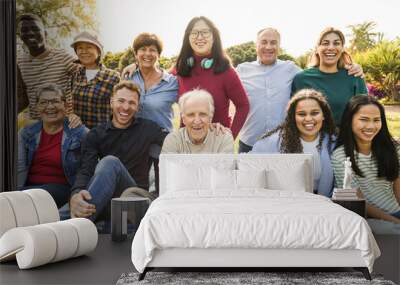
[386,111,400,140]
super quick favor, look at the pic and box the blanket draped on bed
[131,190,380,272]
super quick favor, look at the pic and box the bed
[131,154,380,280]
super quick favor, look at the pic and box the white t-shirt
[85,69,99,81]
[301,136,321,190]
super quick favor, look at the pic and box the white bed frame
[139,154,371,280]
[141,240,370,280]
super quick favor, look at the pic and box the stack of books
[332,188,358,200]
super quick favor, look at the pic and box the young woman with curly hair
[251,89,337,197]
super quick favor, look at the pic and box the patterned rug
[117,271,395,285]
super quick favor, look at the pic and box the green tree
[118,47,135,72]
[354,40,400,102]
[226,41,256,67]
[278,53,295,62]
[296,50,313,69]
[159,56,177,70]
[17,0,97,46]
[102,51,124,70]
[347,21,381,54]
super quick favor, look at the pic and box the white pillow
[167,162,211,192]
[210,169,268,191]
[211,168,236,190]
[236,169,267,189]
[237,155,313,192]
[266,162,308,191]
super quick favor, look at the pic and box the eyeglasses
[37,99,63,108]
[189,29,212,39]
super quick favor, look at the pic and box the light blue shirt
[129,70,178,132]
[236,59,301,146]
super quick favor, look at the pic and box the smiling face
[256,29,280,65]
[189,20,214,56]
[19,19,46,55]
[37,90,66,125]
[295,99,325,142]
[181,97,212,144]
[317,32,344,70]
[75,42,100,69]
[352,104,382,147]
[110,87,139,129]
[136,44,160,70]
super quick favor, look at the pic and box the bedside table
[332,199,366,218]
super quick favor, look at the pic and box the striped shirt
[72,65,120,129]
[332,145,400,214]
[17,49,76,119]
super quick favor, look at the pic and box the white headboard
[159,154,313,195]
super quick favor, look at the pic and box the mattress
[131,190,380,273]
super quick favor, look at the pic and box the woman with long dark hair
[174,16,249,138]
[251,89,337,197]
[332,95,400,232]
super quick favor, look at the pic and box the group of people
[16,14,399,233]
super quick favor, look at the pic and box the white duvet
[131,190,380,273]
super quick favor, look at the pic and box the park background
[16,0,400,140]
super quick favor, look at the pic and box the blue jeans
[87,155,137,221]
[22,183,70,209]
[392,210,400,218]
[238,140,253,153]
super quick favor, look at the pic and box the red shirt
[27,129,68,185]
[177,55,249,138]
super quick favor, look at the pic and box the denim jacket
[251,132,335,197]
[17,119,88,189]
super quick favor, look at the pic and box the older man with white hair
[161,89,234,154]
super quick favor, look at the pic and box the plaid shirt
[72,65,120,129]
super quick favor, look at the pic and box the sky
[96,0,400,58]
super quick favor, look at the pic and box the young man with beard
[69,81,167,221]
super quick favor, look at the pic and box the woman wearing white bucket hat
[71,31,120,129]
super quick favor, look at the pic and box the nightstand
[332,199,366,218]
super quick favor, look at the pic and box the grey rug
[117,271,395,285]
